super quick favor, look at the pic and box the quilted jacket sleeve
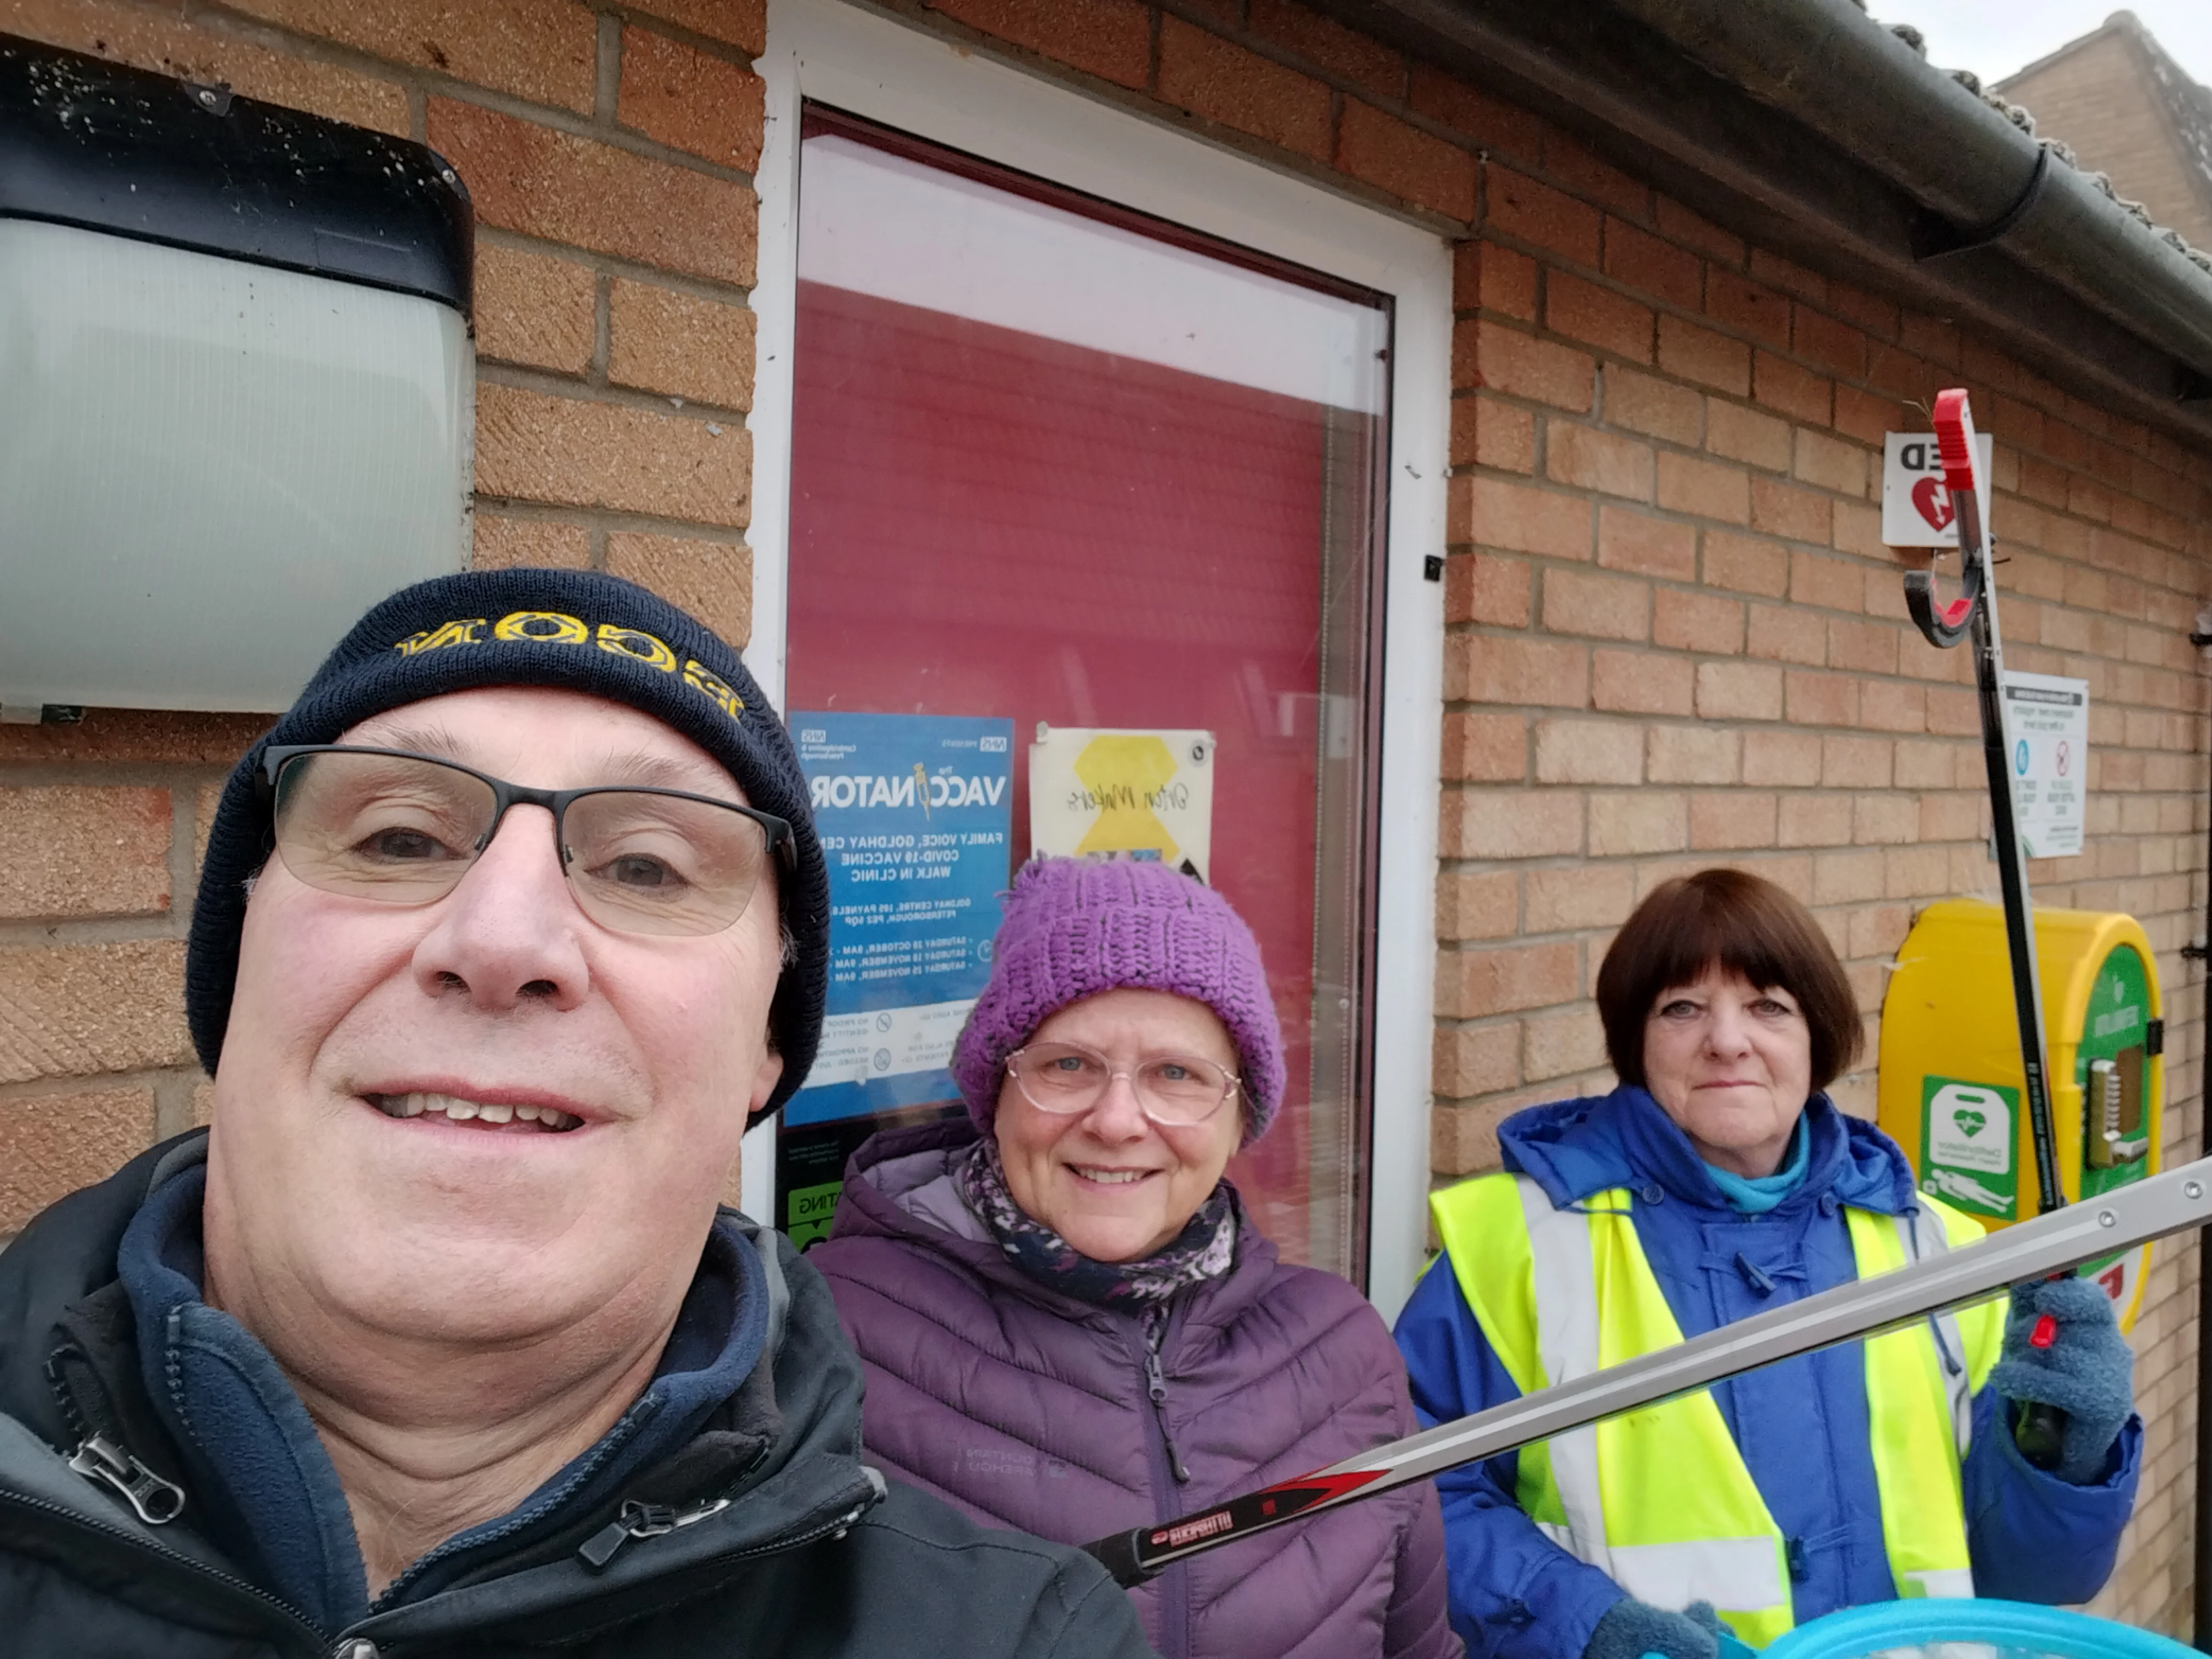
[1394,1258,1623,1659]
[1963,1385,2141,1604]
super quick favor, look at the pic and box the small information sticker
[1881,431,1994,548]
[1030,726,1216,883]
[2002,671,2089,859]
[1920,1077,2017,1220]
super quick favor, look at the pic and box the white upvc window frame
[741,0,1448,1320]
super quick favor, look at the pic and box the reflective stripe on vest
[1429,1174,2004,1644]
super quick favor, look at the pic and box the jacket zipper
[46,1342,191,1526]
[1138,1310,1192,1659]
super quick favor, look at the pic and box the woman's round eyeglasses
[258,744,794,938]
[1005,1041,1241,1128]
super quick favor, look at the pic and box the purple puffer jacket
[809,1118,1459,1659]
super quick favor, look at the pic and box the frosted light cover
[0,218,473,713]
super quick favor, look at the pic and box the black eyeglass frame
[257,742,798,896]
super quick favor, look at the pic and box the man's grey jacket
[0,1133,1155,1658]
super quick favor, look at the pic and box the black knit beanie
[185,568,828,1123]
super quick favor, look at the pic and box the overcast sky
[1889,1,2212,88]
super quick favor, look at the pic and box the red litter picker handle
[1902,389,1986,647]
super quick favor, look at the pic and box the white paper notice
[1029,726,1215,884]
[808,998,978,1087]
[2002,671,2089,859]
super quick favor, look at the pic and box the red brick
[0,788,171,920]
[1602,368,1702,445]
[222,0,595,111]
[1438,940,1581,1018]
[605,532,752,646]
[1753,350,1831,424]
[625,0,764,55]
[1453,396,1537,473]
[1833,385,1901,450]
[619,25,763,170]
[1488,168,1601,265]
[1523,1005,1608,1083]
[1338,99,1476,219]
[1433,1021,1522,1097]
[0,941,192,1083]
[1593,650,1693,717]
[1604,218,1702,310]
[1793,429,1870,498]
[5,0,408,132]
[1749,249,1824,304]
[1542,568,1650,641]
[1654,589,1745,653]
[1461,477,1593,558]
[1695,661,1782,721]
[1743,730,1822,786]
[1657,453,1750,523]
[1822,736,1891,789]
[1548,425,1653,500]
[1449,636,1589,708]
[1462,242,1537,321]
[1437,869,1522,940]
[1788,549,1863,612]
[609,279,755,410]
[1655,195,1745,264]
[1899,311,1961,367]
[1249,0,1405,95]
[474,242,596,375]
[1703,531,1788,596]
[936,0,1150,89]
[1535,718,1643,784]
[1745,602,1825,665]
[1657,316,1751,395]
[1706,269,1791,348]
[1785,670,1858,727]
[1858,678,1927,732]
[1439,787,1584,858]
[1542,133,1650,220]
[1691,791,1778,851]
[1647,726,1739,784]
[1827,279,1900,341]
[1409,64,1548,161]
[1547,273,1653,363]
[0,1089,158,1234]
[1444,551,1532,625]
[1589,791,1687,856]
[1779,793,1853,848]
[1813,849,1886,906]
[472,515,592,570]
[429,101,756,284]
[476,384,750,523]
[1752,478,1832,544]
[1526,863,1638,933]
[1826,617,1898,675]
[1792,305,1868,378]
[1158,18,1330,160]
[1441,712,1528,781]
[1705,400,1792,473]
[0,712,265,766]
[1471,321,1594,411]
[1598,507,1696,580]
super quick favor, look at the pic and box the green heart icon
[1954,1109,1986,1138]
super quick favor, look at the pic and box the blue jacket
[1393,1087,2141,1659]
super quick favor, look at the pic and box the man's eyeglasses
[259,745,794,938]
[1005,1042,1241,1128]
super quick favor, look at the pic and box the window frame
[745,0,1449,1320]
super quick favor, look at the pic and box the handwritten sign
[1029,725,1215,883]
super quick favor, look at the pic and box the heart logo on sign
[1954,1109,1986,1137]
[1912,477,1955,531]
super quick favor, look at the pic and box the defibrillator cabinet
[1877,899,2163,1330]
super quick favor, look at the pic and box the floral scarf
[956,1137,1238,1308]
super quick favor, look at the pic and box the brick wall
[0,0,767,1218]
[2,0,2210,1634]
[2001,29,2212,253]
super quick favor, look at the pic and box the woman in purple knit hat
[809,857,1457,1659]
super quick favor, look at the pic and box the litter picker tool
[1902,387,2068,1464]
[1084,1155,2212,1587]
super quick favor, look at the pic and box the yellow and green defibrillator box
[1878,899,2162,1331]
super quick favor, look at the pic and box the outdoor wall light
[0,34,474,719]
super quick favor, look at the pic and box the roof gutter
[1312,0,2212,431]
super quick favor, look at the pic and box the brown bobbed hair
[1595,869,1862,1095]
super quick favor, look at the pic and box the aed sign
[1881,431,1994,548]
[1920,1077,2016,1220]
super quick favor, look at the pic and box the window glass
[782,109,1390,1279]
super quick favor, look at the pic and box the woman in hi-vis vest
[1394,869,2140,1659]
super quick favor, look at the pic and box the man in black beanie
[0,570,1152,1659]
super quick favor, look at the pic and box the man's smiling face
[201,686,785,1366]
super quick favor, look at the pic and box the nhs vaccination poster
[784,712,1013,1131]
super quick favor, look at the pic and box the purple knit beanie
[951,858,1286,1145]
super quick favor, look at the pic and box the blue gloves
[1582,1598,1720,1659]
[1989,1276,2135,1484]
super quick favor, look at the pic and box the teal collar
[1704,1115,1810,1215]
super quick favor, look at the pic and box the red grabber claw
[2030,1313,2059,1350]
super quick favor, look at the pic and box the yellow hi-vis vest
[1429,1174,2005,1648]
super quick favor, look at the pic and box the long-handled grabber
[1084,1157,2212,1586]
[1901,387,2068,1463]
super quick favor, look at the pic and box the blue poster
[785,712,1014,1128]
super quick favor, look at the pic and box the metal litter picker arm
[1086,1155,2212,1588]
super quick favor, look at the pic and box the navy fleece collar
[1499,1085,1917,1216]
[117,1159,769,1632]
